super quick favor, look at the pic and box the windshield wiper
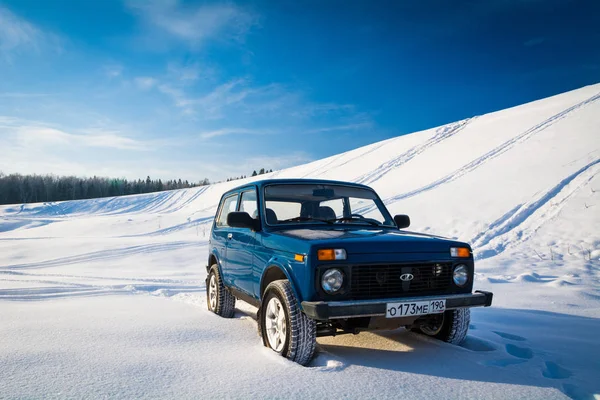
[279,216,334,224]
[329,217,382,226]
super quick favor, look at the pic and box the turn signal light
[317,249,347,261]
[450,247,471,258]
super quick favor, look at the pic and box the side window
[239,190,258,218]
[349,197,389,224]
[216,194,239,227]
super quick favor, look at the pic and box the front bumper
[301,290,493,321]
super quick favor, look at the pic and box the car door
[212,193,239,286]
[226,189,258,295]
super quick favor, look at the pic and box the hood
[274,228,468,254]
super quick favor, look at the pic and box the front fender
[207,248,224,277]
[260,256,304,303]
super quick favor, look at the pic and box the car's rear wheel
[412,308,470,345]
[206,265,235,318]
[260,280,316,366]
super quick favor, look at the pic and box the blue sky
[1,0,599,182]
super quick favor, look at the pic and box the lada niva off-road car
[206,179,493,365]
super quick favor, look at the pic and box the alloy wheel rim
[209,274,217,310]
[265,297,287,352]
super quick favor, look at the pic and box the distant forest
[0,168,274,205]
[226,168,273,182]
[0,173,210,205]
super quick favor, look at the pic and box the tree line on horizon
[226,168,273,182]
[0,172,210,205]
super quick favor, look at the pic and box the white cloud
[0,5,61,60]
[126,0,258,49]
[196,79,251,119]
[0,92,49,98]
[167,62,205,82]
[0,116,216,180]
[154,78,253,118]
[134,76,158,90]
[1,117,150,151]
[306,122,373,134]
[199,127,267,140]
[104,64,124,78]
[19,127,148,151]
[242,152,312,172]
[291,103,356,118]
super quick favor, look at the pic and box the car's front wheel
[260,280,316,366]
[412,308,470,345]
[206,265,236,318]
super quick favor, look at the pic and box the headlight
[322,269,344,293]
[453,264,469,286]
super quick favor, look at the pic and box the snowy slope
[1,84,599,399]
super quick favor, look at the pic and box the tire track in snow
[0,283,203,301]
[0,270,196,284]
[371,91,600,210]
[124,216,215,237]
[356,118,473,185]
[0,241,205,270]
[11,186,207,219]
[472,158,600,259]
[305,140,392,179]
[161,186,210,214]
[300,154,348,178]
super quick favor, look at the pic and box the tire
[260,280,316,366]
[206,265,236,318]
[414,308,470,345]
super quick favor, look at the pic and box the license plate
[386,299,446,318]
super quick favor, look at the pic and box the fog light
[453,264,469,286]
[322,269,344,293]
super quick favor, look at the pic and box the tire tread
[263,280,316,366]
[207,265,236,318]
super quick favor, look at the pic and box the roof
[226,178,373,193]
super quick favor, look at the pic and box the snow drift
[1,84,599,399]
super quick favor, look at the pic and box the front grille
[349,263,453,300]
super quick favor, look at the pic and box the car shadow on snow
[314,308,599,400]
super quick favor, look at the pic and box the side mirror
[394,214,410,229]
[227,212,259,230]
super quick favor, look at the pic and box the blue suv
[206,179,493,365]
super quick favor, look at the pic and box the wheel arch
[207,250,222,275]
[259,262,302,303]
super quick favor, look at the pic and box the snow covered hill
[1,84,599,399]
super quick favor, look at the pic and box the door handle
[227,233,233,240]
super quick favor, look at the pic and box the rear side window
[216,194,239,227]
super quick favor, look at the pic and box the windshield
[263,184,395,227]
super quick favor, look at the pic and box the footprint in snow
[493,331,526,341]
[542,361,572,379]
[505,344,533,359]
[561,384,588,399]
[480,358,528,368]
[459,336,496,352]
